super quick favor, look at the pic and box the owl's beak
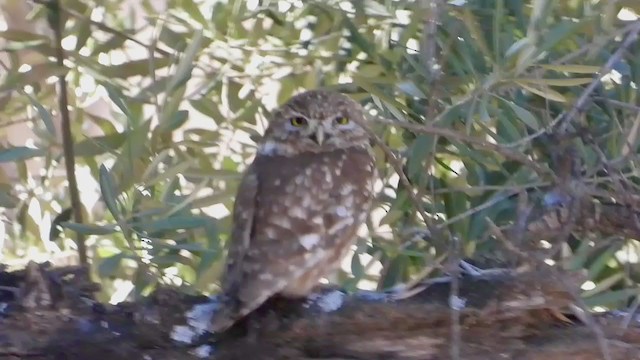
[310,127,325,145]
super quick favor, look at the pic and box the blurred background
[1,0,640,311]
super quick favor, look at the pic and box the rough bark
[1,260,639,360]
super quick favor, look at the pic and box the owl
[209,89,377,333]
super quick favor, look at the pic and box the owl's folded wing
[208,166,259,333]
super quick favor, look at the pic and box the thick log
[1,261,639,360]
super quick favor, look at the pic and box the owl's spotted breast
[254,146,374,240]
[236,145,376,298]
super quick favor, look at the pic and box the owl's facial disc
[259,90,370,156]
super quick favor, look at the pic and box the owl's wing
[221,168,259,294]
[208,166,259,333]
[209,164,329,333]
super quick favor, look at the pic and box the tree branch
[45,0,87,267]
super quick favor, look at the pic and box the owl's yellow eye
[335,116,350,125]
[290,116,307,127]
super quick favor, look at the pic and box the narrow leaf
[97,253,127,278]
[167,28,203,92]
[99,165,121,220]
[514,78,593,86]
[104,83,131,117]
[515,81,567,102]
[63,222,119,235]
[499,97,541,130]
[26,94,56,136]
[0,147,45,162]
[539,64,600,73]
[74,133,127,157]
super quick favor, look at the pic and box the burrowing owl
[209,89,377,333]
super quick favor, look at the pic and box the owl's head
[259,90,370,156]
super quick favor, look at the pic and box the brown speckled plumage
[209,89,377,333]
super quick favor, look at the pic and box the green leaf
[97,252,127,278]
[133,215,208,233]
[167,28,203,92]
[0,30,49,42]
[92,35,127,55]
[181,0,208,27]
[0,186,18,208]
[350,252,365,281]
[343,17,373,57]
[363,0,391,16]
[539,64,600,73]
[581,272,623,298]
[588,244,620,279]
[460,8,494,64]
[102,57,173,79]
[565,237,595,270]
[26,94,56,136]
[99,164,122,220]
[397,81,426,98]
[538,18,587,54]
[514,78,593,86]
[0,147,45,162]
[515,81,567,102]
[583,288,640,308]
[63,222,119,235]
[104,83,131,117]
[499,97,541,130]
[189,97,224,122]
[74,133,127,157]
[407,135,434,178]
[74,17,92,51]
[158,84,188,133]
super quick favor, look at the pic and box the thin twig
[46,0,87,267]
